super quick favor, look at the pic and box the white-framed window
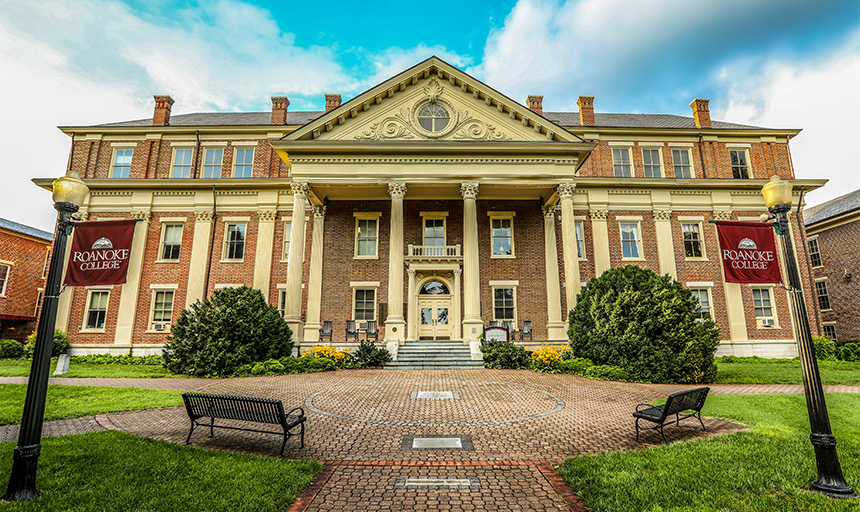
[353,288,376,321]
[815,279,831,311]
[84,289,110,330]
[41,248,51,279]
[681,222,705,259]
[232,147,254,178]
[575,220,586,259]
[612,147,633,177]
[281,220,292,261]
[671,148,694,178]
[223,222,247,261]
[729,149,751,179]
[808,237,822,267]
[172,148,193,179]
[823,323,837,341]
[0,262,10,296]
[492,285,517,325]
[642,148,663,178]
[354,213,380,258]
[752,287,776,326]
[202,147,223,179]
[489,212,515,258]
[422,214,447,247]
[278,287,287,318]
[149,288,175,331]
[689,288,712,321]
[34,289,44,318]
[619,222,642,259]
[111,148,133,179]
[158,223,183,261]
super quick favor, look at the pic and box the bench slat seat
[633,387,710,444]
[182,392,305,457]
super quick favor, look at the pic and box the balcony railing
[406,244,462,260]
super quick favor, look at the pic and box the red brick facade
[0,224,53,341]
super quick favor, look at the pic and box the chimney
[690,98,711,128]
[526,95,543,116]
[152,95,174,126]
[577,96,595,126]
[271,96,290,125]
[325,94,342,113]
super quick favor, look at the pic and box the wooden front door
[418,297,451,340]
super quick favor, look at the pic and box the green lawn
[0,358,182,378]
[0,384,186,425]
[0,431,321,512]
[715,357,860,386]
[559,393,860,512]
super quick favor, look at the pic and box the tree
[568,265,720,383]
[162,286,293,377]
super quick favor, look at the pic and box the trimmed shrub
[837,342,860,363]
[557,357,594,376]
[162,286,293,377]
[481,340,530,369]
[584,365,629,381]
[69,354,164,366]
[1,339,24,359]
[232,356,337,377]
[812,336,837,361]
[568,265,720,384]
[300,344,354,369]
[24,330,70,358]
[352,340,392,367]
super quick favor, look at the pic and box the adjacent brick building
[804,189,860,341]
[0,218,53,341]
[37,57,824,357]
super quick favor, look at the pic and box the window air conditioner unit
[153,323,166,331]
[761,319,775,327]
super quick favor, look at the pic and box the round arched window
[417,103,450,132]
[420,281,449,295]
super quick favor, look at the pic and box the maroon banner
[64,219,136,286]
[715,221,782,283]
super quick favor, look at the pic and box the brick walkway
[3,371,858,510]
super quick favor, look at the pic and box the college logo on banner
[64,219,137,286]
[715,221,782,284]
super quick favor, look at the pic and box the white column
[185,210,213,306]
[303,205,326,342]
[284,181,308,340]
[543,203,567,339]
[385,183,407,343]
[461,182,483,343]
[452,267,462,340]
[654,209,677,278]
[406,267,416,341]
[114,210,150,346]
[558,183,582,316]
[714,209,748,347]
[252,209,277,294]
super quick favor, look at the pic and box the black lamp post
[3,170,89,502]
[761,175,857,499]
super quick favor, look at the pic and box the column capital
[407,267,416,276]
[653,209,672,221]
[713,210,733,221]
[453,267,462,276]
[542,203,557,218]
[590,208,608,220]
[312,205,327,218]
[291,180,310,196]
[194,210,213,222]
[130,209,151,221]
[257,209,278,222]
[460,182,479,199]
[557,182,576,198]
[77,210,90,222]
[388,182,407,198]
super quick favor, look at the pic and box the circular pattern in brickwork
[305,378,565,427]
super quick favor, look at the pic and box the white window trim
[638,141,665,147]
[351,285,378,323]
[611,146,635,178]
[751,286,779,329]
[641,146,665,178]
[277,284,288,318]
[0,260,12,297]
[729,148,754,179]
[230,141,258,147]
[808,235,823,269]
[156,222,184,263]
[213,283,243,289]
[201,146,225,179]
[681,221,708,261]
[822,322,837,341]
[815,277,832,312]
[171,147,194,179]
[421,212,449,247]
[354,212,382,260]
[34,288,44,317]
[170,141,197,147]
[488,212,516,259]
[490,284,518,326]
[670,147,696,179]
[146,287,177,333]
[81,288,110,333]
[619,221,644,261]
[574,219,587,260]
[688,286,714,321]
[281,218,293,262]
[231,146,255,178]
[109,147,133,179]
[221,222,248,262]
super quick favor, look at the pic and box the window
[111,149,132,179]
[612,148,633,177]
[223,223,246,260]
[689,289,711,320]
[424,218,445,247]
[575,221,586,259]
[752,287,774,319]
[620,222,641,259]
[355,216,378,258]
[808,238,822,267]
[202,148,223,178]
[672,149,693,178]
[353,289,376,321]
[682,223,704,258]
[34,290,43,318]
[233,147,254,178]
[278,288,287,318]
[493,288,515,321]
[420,281,449,294]
[282,220,292,261]
[159,223,183,261]
[150,290,175,330]
[823,324,837,341]
[490,214,514,257]
[85,290,109,330]
[172,148,193,178]
[642,148,663,178]
[417,103,450,132]
[41,249,51,278]
[0,263,9,296]
[816,280,831,310]
[730,149,750,179]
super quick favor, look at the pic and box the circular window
[420,281,450,295]
[417,103,450,132]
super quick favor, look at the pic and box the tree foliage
[162,286,293,377]
[568,265,720,383]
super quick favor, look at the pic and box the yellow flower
[531,345,570,365]
[300,344,351,360]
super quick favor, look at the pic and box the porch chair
[502,320,514,336]
[488,320,501,328]
[345,320,359,342]
[319,321,333,342]
[519,320,533,341]
[365,320,379,342]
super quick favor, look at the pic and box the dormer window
[417,104,450,132]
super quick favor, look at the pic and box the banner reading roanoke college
[715,221,782,284]
[64,219,136,286]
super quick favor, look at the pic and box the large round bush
[24,329,70,357]
[568,265,720,383]
[162,286,293,377]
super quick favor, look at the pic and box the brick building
[0,218,53,341]
[804,189,860,342]
[37,57,824,357]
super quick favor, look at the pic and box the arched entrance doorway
[417,279,451,340]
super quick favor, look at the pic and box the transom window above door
[420,280,449,295]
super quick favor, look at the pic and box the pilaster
[285,181,309,340]
[543,203,567,339]
[252,209,277,294]
[185,209,213,306]
[385,183,407,342]
[653,209,677,278]
[590,208,611,276]
[114,209,151,345]
[304,205,326,342]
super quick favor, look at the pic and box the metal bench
[633,386,710,444]
[181,392,305,457]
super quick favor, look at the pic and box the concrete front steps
[386,340,484,370]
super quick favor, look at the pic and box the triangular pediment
[285,56,584,144]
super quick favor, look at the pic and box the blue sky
[1,0,858,231]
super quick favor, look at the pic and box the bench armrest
[286,407,305,417]
[636,403,656,411]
